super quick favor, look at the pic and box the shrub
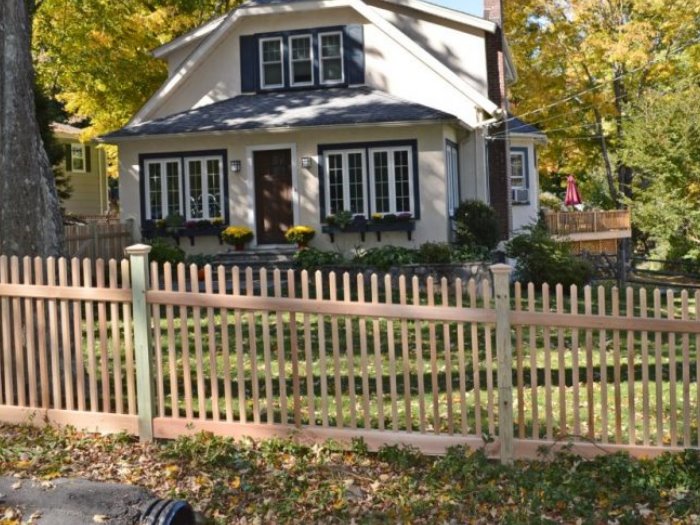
[185,253,215,267]
[293,248,345,270]
[417,242,452,264]
[506,225,594,287]
[453,200,500,251]
[353,246,418,271]
[148,238,185,266]
[540,191,562,212]
[285,225,316,245]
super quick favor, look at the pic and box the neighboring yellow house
[52,122,109,216]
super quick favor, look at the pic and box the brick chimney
[484,0,512,240]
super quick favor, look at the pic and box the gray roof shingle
[102,87,456,140]
[507,115,545,136]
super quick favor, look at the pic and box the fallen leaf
[10,482,21,490]
[93,514,109,523]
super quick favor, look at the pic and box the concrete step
[213,248,296,270]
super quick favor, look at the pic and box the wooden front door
[254,149,294,244]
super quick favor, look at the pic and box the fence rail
[0,246,698,462]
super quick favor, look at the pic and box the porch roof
[101,87,457,141]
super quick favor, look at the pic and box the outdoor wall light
[301,156,312,168]
[230,160,242,173]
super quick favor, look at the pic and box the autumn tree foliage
[33,0,243,140]
[505,0,700,207]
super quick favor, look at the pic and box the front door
[254,149,293,244]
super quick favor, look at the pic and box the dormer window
[319,32,344,84]
[290,35,313,86]
[260,37,284,88]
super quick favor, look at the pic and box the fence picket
[681,291,690,447]
[654,289,663,445]
[121,260,136,416]
[205,265,220,422]
[427,277,440,434]
[95,259,109,412]
[357,274,371,429]
[469,279,481,436]
[598,286,608,443]
[46,257,61,410]
[109,260,123,415]
[400,276,413,433]
[542,283,552,440]
[219,265,233,423]
[190,265,206,420]
[371,274,385,431]
[151,262,164,418]
[287,269,301,427]
[667,290,677,446]
[626,287,635,445]
[261,269,273,424]
[343,272,357,428]
[584,285,594,438]
[515,282,524,438]
[441,278,453,435]
[69,258,85,412]
[83,259,98,412]
[528,283,538,439]
[315,271,329,427]
[0,256,12,405]
[329,272,344,428]
[233,267,246,423]
[57,258,72,410]
[556,284,566,435]
[640,289,650,445]
[177,263,193,420]
[696,290,700,448]
[273,270,287,424]
[23,257,37,407]
[164,263,179,418]
[387,275,399,432]
[301,271,314,425]
[34,257,49,409]
[612,288,622,444]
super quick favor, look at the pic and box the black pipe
[140,498,196,525]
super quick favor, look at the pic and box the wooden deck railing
[544,210,631,237]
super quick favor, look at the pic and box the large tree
[33,0,242,140]
[505,0,700,206]
[0,0,64,257]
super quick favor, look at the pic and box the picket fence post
[491,263,514,465]
[126,244,154,441]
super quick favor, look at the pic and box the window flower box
[142,221,226,247]
[321,218,415,242]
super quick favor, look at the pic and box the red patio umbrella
[564,175,582,206]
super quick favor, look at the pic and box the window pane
[71,145,84,171]
[320,34,341,57]
[394,150,411,213]
[511,154,525,188]
[292,60,312,84]
[263,63,283,86]
[322,58,343,82]
[328,154,344,215]
[262,40,281,62]
[291,37,311,60]
[447,145,459,215]
[206,159,222,218]
[373,151,390,213]
[348,153,364,215]
[148,163,163,220]
[188,160,203,219]
[166,161,180,217]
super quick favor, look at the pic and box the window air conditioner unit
[512,188,529,203]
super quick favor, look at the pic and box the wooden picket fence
[0,246,699,462]
[63,221,133,261]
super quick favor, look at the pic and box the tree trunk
[0,0,64,258]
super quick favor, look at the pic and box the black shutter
[240,35,258,93]
[85,145,92,173]
[65,144,72,171]
[344,24,365,85]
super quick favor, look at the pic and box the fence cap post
[489,263,513,275]
[125,244,152,256]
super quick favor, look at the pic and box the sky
[429,0,483,16]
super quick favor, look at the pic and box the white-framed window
[324,150,367,216]
[289,35,313,86]
[260,37,284,89]
[319,31,344,84]
[369,147,414,215]
[446,141,460,217]
[184,156,224,220]
[510,150,527,189]
[144,159,182,221]
[70,144,86,173]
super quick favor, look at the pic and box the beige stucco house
[103,0,544,253]
[53,123,109,216]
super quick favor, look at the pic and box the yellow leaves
[229,476,241,489]
[164,464,180,478]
